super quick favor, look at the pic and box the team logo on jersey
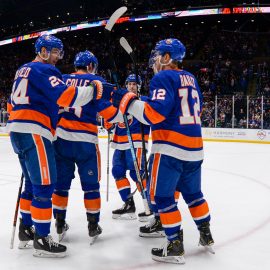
[118,116,133,128]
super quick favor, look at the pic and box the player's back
[7,61,63,141]
[148,69,203,161]
[56,72,105,143]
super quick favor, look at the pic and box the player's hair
[75,66,88,71]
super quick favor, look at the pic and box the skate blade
[138,215,153,222]
[58,231,66,242]
[89,235,99,245]
[112,213,137,220]
[139,231,165,238]
[33,249,66,258]
[199,243,215,254]
[18,240,33,249]
[152,254,185,264]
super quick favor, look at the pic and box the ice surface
[0,137,270,270]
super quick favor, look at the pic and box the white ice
[0,136,270,270]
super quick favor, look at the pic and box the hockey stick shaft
[10,173,24,249]
[106,130,110,202]
[119,37,149,183]
[105,7,150,214]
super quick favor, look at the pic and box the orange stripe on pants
[189,201,209,218]
[160,210,182,226]
[96,145,101,182]
[136,148,142,170]
[33,134,50,185]
[84,198,101,211]
[31,205,52,221]
[149,154,161,203]
[20,198,31,211]
[52,193,68,208]
[116,178,130,190]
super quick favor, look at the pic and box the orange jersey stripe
[189,201,209,218]
[84,198,101,210]
[7,102,13,114]
[144,103,165,124]
[116,178,130,190]
[160,210,182,226]
[99,105,117,120]
[9,109,54,134]
[33,135,50,185]
[113,133,149,143]
[20,198,31,211]
[31,206,52,221]
[152,129,203,149]
[58,118,98,134]
[52,194,68,207]
[57,86,76,107]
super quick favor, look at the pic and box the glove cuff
[119,92,137,114]
[91,80,103,100]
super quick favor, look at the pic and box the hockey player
[111,39,214,264]
[7,35,113,257]
[104,74,151,221]
[52,50,118,244]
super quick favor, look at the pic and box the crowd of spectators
[0,21,270,129]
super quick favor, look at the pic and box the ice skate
[152,230,185,264]
[139,217,165,238]
[112,197,136,220]
[33,234,67,258]
[55,214,69,242]
[138,210,153,222]
[18,218,35,249]
[88,215,102,245]
[198,222,215,254]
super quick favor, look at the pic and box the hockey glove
[112,89,138,115]
[101,118,115,132]
[91,80,116,101]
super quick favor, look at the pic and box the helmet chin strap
[153,55,172,74]
[38,51,50,61]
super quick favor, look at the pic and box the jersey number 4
[11,78,30,105]
[179,88,201,125]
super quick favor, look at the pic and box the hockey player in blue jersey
[106,74,151,221]
[111,39,214,264]
[7,35,113,257]
[52,50,118,244]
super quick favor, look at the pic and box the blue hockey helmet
[35,34,64,59]
[125,74,142,87]
[148,38,186,68]
[74,50,98,73]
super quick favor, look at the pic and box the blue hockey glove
[112,89,138,114]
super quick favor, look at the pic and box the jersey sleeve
[32,66,93,108]
[94,99,118,122]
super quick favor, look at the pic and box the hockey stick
[105,7,150,214]
[10,173,24,249]
[119,37,149,184]
[106,130,111,202]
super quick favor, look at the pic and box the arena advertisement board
[2,127,270,143]
[202,128,270,143]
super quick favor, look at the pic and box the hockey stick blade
[120,37,133,55]
[105,6,127,32]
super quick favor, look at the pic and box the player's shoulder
[89,74,106,82]
[27,61,61,77]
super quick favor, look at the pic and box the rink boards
[1,127,270,144]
